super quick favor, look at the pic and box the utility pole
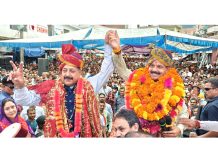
[47,25,54,59]
[48,25,54,36]
[198,27,207,68]
[19,25,25,64]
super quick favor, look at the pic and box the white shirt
[200,121,218,132]
[105,103,113,118]
[100,114,106,127]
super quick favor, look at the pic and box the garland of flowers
[125,66,185,134]
[54,78,83,137]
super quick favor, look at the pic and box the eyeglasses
[204,88,213,91]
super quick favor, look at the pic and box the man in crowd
[0,76,14,105]
[26,107,37,133]
[106,85,118,113]
[114,86,125,113]
[125,131,153,138]
[99,96,112,137]
[35,115,46,137]
[193,77,218,137]
[106,30,188,137]
[99,93,113,118]
[112,108,142,138]
[20,105,45,121]
[189,98,198,108]
[0,68,7,81]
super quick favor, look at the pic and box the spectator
[125,131,153,138]
[0,98,34,137]
[114,86,125,113]
[35,115,45,138]
[0,76,14,107]
[112,109,141,138]
[195,78,218,137]
[99,97,112,137]
[26,107,37,133]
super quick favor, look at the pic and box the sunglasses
[204,88,213,91]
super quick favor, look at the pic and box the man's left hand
[162,126,181,137]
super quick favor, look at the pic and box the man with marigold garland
[7,40,115,137]
[106,30,189,137]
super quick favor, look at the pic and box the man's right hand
[9,61,25,89]
[179,118,198,130]
[105,30,121,54]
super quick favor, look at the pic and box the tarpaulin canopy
[0,27,91,48]
[73,27,218,54]
[14,48,45,57]
[1,26,218,55]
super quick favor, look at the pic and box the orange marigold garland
[125,66,185,135]
[54,78,83,137]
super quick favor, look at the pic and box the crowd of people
[0,30,217,138]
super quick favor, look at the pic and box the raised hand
[105,30,121,51]
[9,61,25,89]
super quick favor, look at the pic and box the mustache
[150,71,161,75]
[64,76,74,80]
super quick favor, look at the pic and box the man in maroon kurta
[10,44,102,137]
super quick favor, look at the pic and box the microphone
[165,116,172,131]
[159,118,167,131]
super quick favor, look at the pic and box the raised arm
[87,31,115,94]
[112,53,132,81]
[9,61,25,89]
[107,30,132,81]
[9,61,41,106]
